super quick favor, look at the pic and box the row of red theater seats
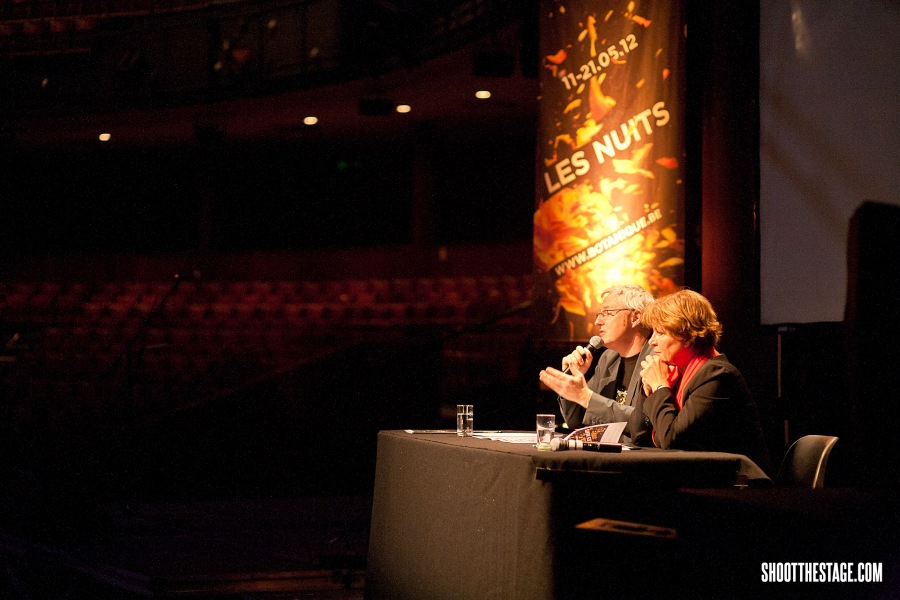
[0,275,532,300]
[1,275,532,377]
[0,276,533,326]
[3,279,532,428]
[4,277,531,392]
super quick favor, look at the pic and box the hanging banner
[534,0,686,340]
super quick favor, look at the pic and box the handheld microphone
[550,438,622,453]
[562,336,603,375]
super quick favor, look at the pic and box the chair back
[775,435,839,489]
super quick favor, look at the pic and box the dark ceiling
[1,0,541,148]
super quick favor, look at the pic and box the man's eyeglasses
[595,308,631,319]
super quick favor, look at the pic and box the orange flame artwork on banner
[535,0,686,339]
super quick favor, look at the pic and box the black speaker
[845,201,900,490]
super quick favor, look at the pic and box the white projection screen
[760,0,900,324]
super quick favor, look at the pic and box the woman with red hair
[630,289,772,474]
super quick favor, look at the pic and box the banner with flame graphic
[534,0,685,340]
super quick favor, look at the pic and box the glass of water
[536,414,556,450]
[456,404,474,436]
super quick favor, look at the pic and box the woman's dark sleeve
[640,365,735,450]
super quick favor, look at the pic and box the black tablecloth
[366,430,770,600]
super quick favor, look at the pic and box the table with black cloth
[365,430,769,600]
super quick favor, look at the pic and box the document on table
[474,422,628,445]
[403,430,506,434]
[403,429,458,434]
[473,431,543,444]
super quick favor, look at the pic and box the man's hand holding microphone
[538,336,603,408]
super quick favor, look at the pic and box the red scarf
[650,349,719,447]
[669,349,719,410]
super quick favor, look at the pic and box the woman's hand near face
[640,354,671,392]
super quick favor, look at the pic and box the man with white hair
[539,284,654,445]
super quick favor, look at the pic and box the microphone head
[588,336,604,350]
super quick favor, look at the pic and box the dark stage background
[0,7,895,595]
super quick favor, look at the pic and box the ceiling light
[395,104,411,114]
[475,90,491,99]
[98,133,111,142]
[303,116,318,125]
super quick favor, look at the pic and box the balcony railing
[1,0,526,117]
